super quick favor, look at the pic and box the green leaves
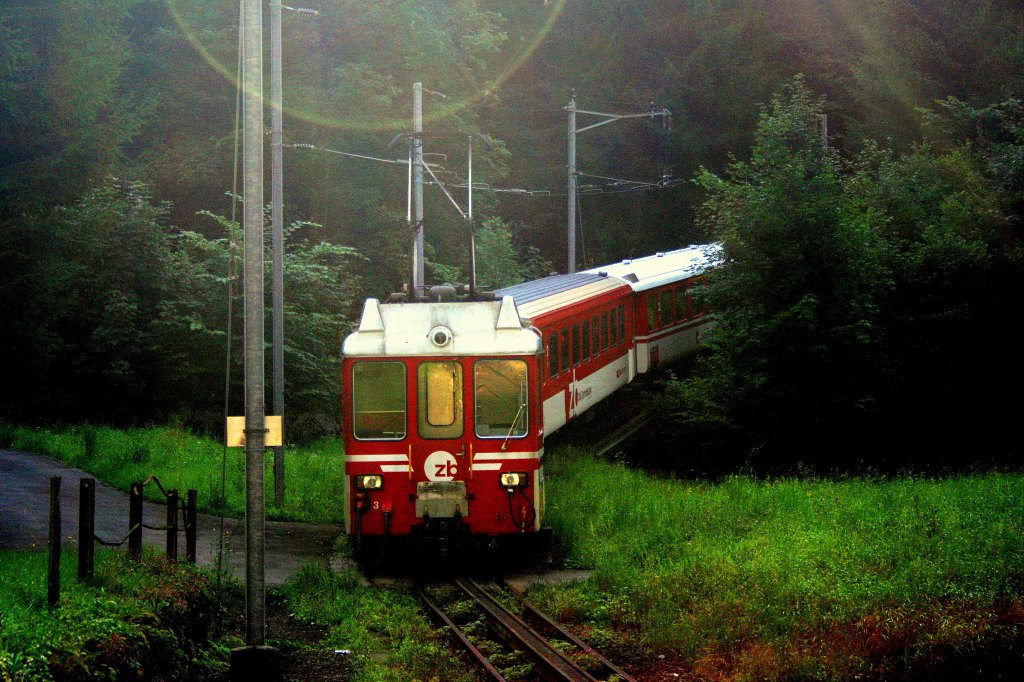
[667,77,1022,469]
[0,180,366,434]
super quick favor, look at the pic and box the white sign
[424,450,458,481]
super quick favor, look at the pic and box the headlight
[354,474,383,491]
[499,472,529,488]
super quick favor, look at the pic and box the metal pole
[48,477,61,607]
[413,82,424,293]
[567,92,577,274]
[407,138,417,299]
[167,489,179,562]
[186,489,197,563]
[270,0,285,508]
[78,478,95,581]
[129,482,142,560]
[468,135,476,296]
[242,0,267,648]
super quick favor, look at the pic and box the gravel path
[0,449,342,587]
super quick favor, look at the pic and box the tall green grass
[0,549,238,681]
[536,449,1024,679]
[281,565,480,682]
[1,423,346,523]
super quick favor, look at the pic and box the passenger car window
[560,328,570,373]
[661,290,673,327]
[572,324,581,366]
[549,334,559,379]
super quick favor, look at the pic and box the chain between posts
[75,477,198,584]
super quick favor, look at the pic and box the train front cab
[341,297,549,559]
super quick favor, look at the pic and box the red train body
[340,244,719,554]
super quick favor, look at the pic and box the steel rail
[589,406,655,461]
[518,598,637,682]
[454,578,597,682]
[415,583,506,680]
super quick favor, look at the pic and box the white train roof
[342,296,542,358]
[497,275,630,321]
[580,243,722,292]
[494,243,722,318]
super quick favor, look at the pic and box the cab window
[417,361,463,439]
[474,359,528,439]
[352,362,406,440]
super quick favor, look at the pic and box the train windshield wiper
[501,402,525,451]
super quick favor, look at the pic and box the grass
[0,548,241,681]
[0,423,346,523]
[279,564,481,682]
[533,448,1024,680]
[6,421,1023,678]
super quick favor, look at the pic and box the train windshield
[474,359,528,439]
[417,361,464,439]
[352,362,406,440]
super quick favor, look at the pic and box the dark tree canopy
[2,1,1023,443]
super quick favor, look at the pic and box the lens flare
[165,0,567,133]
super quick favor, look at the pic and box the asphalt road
[0,449,343,586]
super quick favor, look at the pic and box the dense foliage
[659,79,1024,470]
[0,180,364,433]
[2,1,1024,443]
[0,550,238,681]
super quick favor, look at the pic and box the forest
[2,0,1023,465]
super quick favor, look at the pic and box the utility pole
[412,82,424,297]
[231,1,277,676]
[270,0,285,508]
[566,92,671,273]
[567,92,577,274]
[468,134,476,295]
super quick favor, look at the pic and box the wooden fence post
[77,478,95,581]
[166,489,178,561]
[47,477,61,607]
[129,482,143,560]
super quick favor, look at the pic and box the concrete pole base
[230,645,282,682]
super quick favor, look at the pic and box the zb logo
[424,450,458,481]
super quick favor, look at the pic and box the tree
[680,78,883,465]
[427,217,552,290]
[0,1,144,214]
[0,180,366,436]
[663,77,1023,472]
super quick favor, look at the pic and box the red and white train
[340,243,720,556]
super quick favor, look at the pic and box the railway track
[416,578,635,682]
